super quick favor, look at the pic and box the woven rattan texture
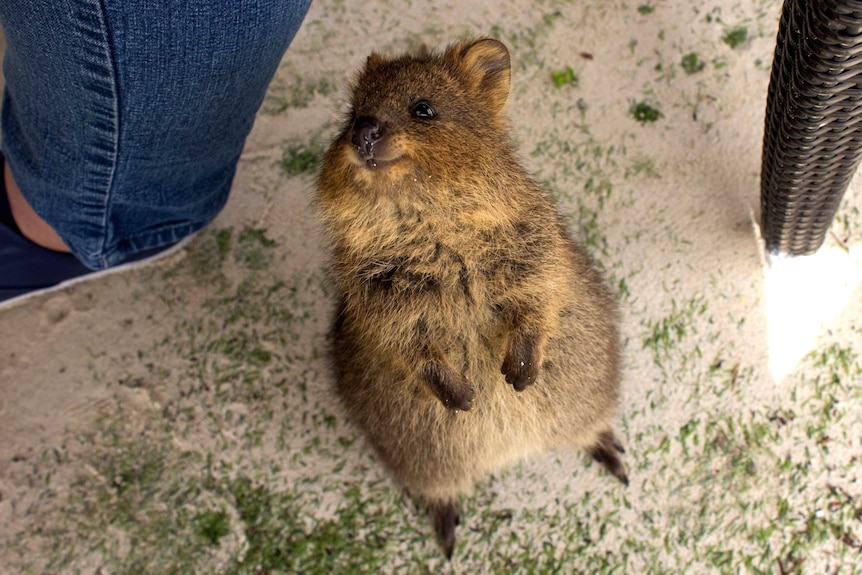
[760,0,862,255]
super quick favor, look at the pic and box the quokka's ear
[365,51,386,71]
[448,38,511,113]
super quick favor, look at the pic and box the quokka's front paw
[422,360,475,411]
[501,331,542,391]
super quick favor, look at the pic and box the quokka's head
[330,38,512,182]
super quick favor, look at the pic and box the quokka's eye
[411,100,437,119]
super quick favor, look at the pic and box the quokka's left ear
[447,38,511,114]
[364,51,389,73]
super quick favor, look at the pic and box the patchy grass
[642,295,709,366]
[234,227,278,271]
[222,477,412,574]
[530,125,623,257]
[266,76,338,113]
[186,228,234,290]
[281,137,327,178]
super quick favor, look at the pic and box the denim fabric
[0,0,311,269]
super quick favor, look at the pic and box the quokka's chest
[340,203,550,298]
[353,241,476,301]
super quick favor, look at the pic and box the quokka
[315,38,628,559]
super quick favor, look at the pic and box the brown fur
[315,38,627,559]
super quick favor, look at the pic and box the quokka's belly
[337,344,567,497]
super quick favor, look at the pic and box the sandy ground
[1,0,861,573]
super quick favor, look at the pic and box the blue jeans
[0,0,311,269]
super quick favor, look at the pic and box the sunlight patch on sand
[764,244,862,382]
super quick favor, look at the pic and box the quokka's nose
[351,116,383,158]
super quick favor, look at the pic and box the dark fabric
[0,156,93,301]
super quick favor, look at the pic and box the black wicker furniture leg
[761,0,862,256]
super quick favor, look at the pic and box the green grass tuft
[194,509,231,546]
[721,25,748,49]
[681,52,706,74]
[551,66,578,88]
[630,101,663,124]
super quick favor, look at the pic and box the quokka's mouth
[350,144,402,169]
[362,155,397,169]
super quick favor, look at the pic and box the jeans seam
[71,0,120,269]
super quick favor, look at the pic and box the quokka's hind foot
[430,499,461,560]
[588,430,629,486]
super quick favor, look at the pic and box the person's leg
[4,161,69,251]
[0,0,311,287]
[0,160,93,302]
